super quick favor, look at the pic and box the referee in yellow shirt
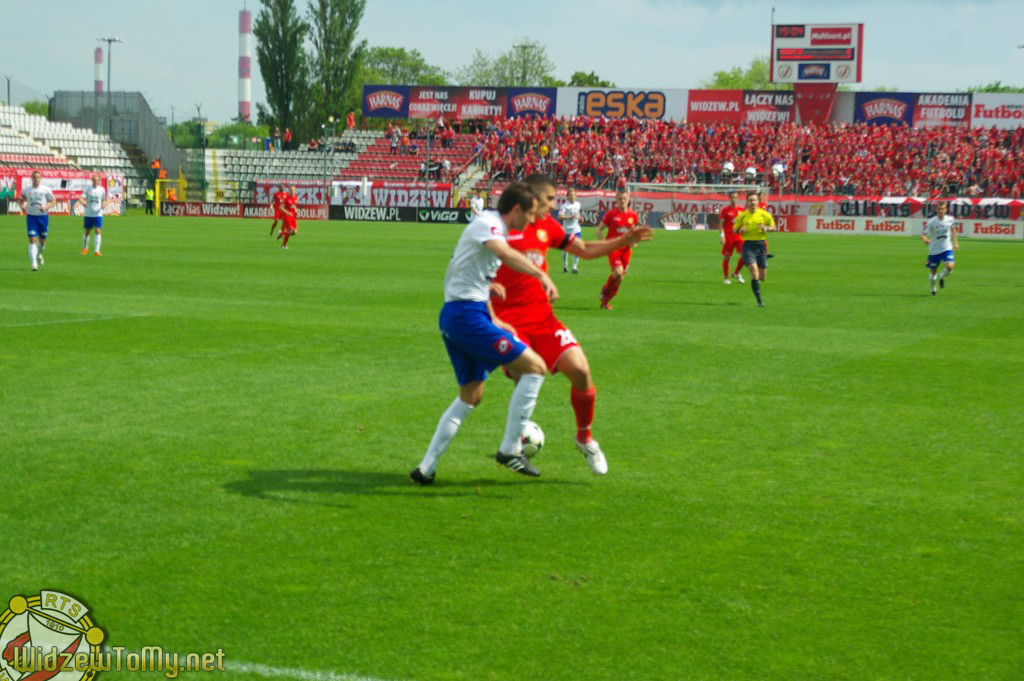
[733,192,776,306]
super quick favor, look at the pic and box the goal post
[155,178,188,214]
[627,182,763,230]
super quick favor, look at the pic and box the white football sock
[83,234,90,250]
[573,255,580,269]
[95,234,102,252]
[419,398,474,476]
[940,268,951,279]
[499,373,545,455]
[563,251,569,268]
[29,242,37,267]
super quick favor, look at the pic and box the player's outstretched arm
[566,226,654,259]
[485,239,558,302]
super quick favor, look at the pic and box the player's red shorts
[608,247,632,272]
[282,218,297,232]
[498,305,579,373]
[722,239,744,256]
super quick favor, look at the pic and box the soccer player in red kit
[492,174,652,474]
[279,186,298,249]
[596,188,641,309]
[719,191,746,284]
[270,186,289,236]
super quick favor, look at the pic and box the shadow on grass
[224,468,583,506]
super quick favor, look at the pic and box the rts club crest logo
[0,591,104,681]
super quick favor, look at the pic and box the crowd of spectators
[476,116,1024,197]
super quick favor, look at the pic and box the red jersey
[273,191,288,210]
[493,214,574,309]
[720,205,743,241]
[601,207,639,240]
[282,195,298,223]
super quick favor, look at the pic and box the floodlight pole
[512,43,539,86]
[98,37,122,137]
[323,116,336,207]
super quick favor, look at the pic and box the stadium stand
[338,126,477,183]
[210,129,377,187]
[476,116,1024,198]
[0,102,144,189]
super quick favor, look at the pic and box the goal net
[627,182,763,230]
[155,178,187,212]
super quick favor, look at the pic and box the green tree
[253,0,309,135]
[700,55,790,90]
[455,39,556,86]
[307,0,367,123]
[568,71,616,88]
[23,100,48,117]
[963,80,1024,93]
[362,47,447,85]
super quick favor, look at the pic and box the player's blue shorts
[439,300,527,386]
[926,250,955,268]
[84,216,103,229]
[26,214,48,238]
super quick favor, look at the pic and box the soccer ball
[520,421,545,458]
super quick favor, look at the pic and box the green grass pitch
[1,212,1021,680]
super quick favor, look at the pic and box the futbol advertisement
[853,93,916,126]
[802,215,1022,239]
[913,93,971,128]
[330,181,453,208]
[970,93,1024,129]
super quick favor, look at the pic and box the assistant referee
[733,192,776,306]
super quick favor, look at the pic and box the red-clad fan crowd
[476,116,1024,197]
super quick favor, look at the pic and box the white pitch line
[227,661,402,681]
[0,314,149,329]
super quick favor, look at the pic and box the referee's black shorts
[741,240,768,268]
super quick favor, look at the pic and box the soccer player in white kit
[77,174,106,256]
[558,187,583,273]
[411,183,558,485]
[19,171,56,271]
[922,200,959,296]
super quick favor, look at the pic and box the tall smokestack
[94,47,104,93]
[238,8,252,122]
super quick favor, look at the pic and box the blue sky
[1,0,1021,124]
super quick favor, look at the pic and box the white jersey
[470,196,484,217]
[81,186,106,217]
[924,215,956,255]
[443,211,507,303]
[559,201,582,233]
[22,186,55,216]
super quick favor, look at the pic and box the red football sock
[570,385,596,443]
[606,277,621,301]
[722,258,731,277]
[282,231,291,247]
[733,260,744,275]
